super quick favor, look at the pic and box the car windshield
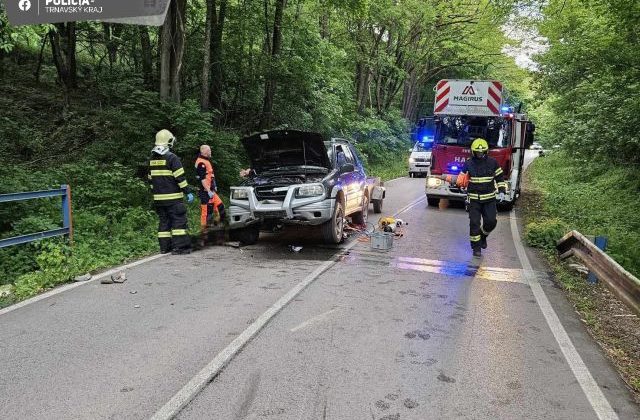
[413,143,432,152]
[436,116,511,148]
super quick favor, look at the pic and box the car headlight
[296,184,324,198]
[427,177,442,188]
[409,158,416,163]
[232,189,249,200]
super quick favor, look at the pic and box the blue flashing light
[501,106,510,112]
[422,135,434,143]
[451,165,459,172]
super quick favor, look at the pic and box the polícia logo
[19,0,32,11]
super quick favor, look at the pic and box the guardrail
[0,185,73,248]
[557,230,640,315]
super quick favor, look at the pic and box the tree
[259,0,287,130]
[49,22,77,106]
[160,0,187,102]
[201,0,228,113]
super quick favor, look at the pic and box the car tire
[233,225,260,245]
[322,199,345,244]
[427,196,440,207]
[351,194,369,225]
[372,198,383,214]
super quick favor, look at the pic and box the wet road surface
[1,159,638,419]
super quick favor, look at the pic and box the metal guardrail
[557,230,640,315]
[0,185,73,248]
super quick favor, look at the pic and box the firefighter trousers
[155,202,191,253]
[198,191,226,229]
[468,199,497,250]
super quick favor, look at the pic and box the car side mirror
[340,163,355,173]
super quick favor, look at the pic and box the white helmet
[152,129,176,155]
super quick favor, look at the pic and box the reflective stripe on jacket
[147,151,189,205]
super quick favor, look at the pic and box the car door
[335,145,354,213]
[341,145,362,214]
[347,144,366,209]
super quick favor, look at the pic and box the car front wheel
[322,199,345,244]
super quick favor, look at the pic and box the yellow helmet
[470,138,489,153]
[155,129,176,148]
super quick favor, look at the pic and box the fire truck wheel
[427,197,440,207]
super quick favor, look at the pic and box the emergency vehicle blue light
[422,136,434,143]
[451,165,459,171]
[501,106,509,112]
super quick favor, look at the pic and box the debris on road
[129,290,138,295]
[289,245,303,253]
[134,305,140,309]
[74,273,92,282]
[100,272,127,284]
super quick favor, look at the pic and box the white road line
[509,212,618,420]
[290,309,337,332]
[0,254,164,317]
[151,195,426,420]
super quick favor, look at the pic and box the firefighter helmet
[155,129,176,148]
[471,138,489,158]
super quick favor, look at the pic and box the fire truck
[425,80,534,210]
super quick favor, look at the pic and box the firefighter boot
[473,248,482,257]
[480,234,488,249]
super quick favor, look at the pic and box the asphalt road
[1,153,638,419]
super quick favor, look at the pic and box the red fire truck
[425,80,534,210]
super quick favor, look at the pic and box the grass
[367,154,410,181]
[522,151,640,399]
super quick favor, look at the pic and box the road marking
[290,309,338,332]
[0,254,164,317]
[342,251,540,284]
[509,212,618,420]
[151,195,426,420]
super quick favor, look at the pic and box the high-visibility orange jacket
[195,156,216,192]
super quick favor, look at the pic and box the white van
[408,141,432,178]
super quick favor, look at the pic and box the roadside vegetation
[522,0,640,397]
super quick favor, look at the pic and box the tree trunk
[209,0,228,114]
[259,0,287,130]
[159,0,187,102]
[200,0,213,110]
[102,23,122,71]
[49,22,77,105]
[170,0,186,102]
[139,26,154,88]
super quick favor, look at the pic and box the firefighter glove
[207,190,215,199]
[187,193,194,203]
[497,192,506,202]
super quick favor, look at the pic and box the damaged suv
[229,130,385,245]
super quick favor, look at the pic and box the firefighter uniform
[195,155,226,231]
[458,138,506,255]
[148,130,192,254]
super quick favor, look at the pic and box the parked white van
[408,141,432,178]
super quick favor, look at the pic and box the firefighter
[456,138,506,257]
[147,129,194,254]
[195,145,226,245]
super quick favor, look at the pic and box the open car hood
[241,130,332,173]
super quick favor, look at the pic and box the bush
[525,218,569,251]
[527,151,640,277]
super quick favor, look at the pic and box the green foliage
[524,219,569,251]
[534,0,640,163]
[527,151,640,277]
